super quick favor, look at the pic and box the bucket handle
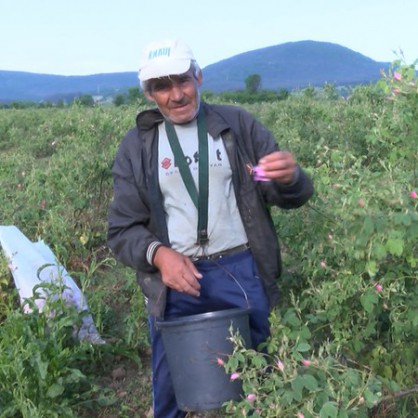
[209,259,250,310]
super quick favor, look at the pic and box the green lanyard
[164,110,209,246]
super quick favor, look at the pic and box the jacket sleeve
[240,108,314,209]
[107,131,159,272]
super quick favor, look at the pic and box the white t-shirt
[158,119,248,257]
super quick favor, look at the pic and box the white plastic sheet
[0,225,105,344]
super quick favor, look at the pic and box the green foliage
[223,318,382,417]
[113,94,126,107]
[113,87,148,107]
[0,105,151,416]
[218,89,290,104]
[73,94,95,107]
[0,282,116,417]
[245,74,262,94]
[222,60,418,417]
[1,62,418,415]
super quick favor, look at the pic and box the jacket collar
[136,102,230,138]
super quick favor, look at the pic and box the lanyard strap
[165,111,209,246]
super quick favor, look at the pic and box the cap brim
[139,59,191,82]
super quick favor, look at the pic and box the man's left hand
[258,151,296,185]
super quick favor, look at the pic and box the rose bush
[223,60,418,417]
[0,61,417,416]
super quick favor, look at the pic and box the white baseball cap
[138,39,196,82]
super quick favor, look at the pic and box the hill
[202,40,390,92]
[0,71,138,103]
[0,40,391,103]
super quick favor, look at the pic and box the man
[107,39,313,418]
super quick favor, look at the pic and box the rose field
[0,61,417,418]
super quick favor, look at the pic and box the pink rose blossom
[393,88,400,95]
[301,359,311,366]
[410,190,417,199]
[393,71,402,81]
[277,359,284,371]
[230,372,240,381]
[320,261,326,268]
[375,283,383,293]
[216,357,224,367]
[253,166,269,182]
[297,413,305,418]
[247,393,256,401]
[358,198,365,207]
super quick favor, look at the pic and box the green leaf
[383,365,393,379]
[360,290,378,313]
[372,243,387,260]
[46,383,65,398]
[296,342,311,352]
[366,260,378,277]
[291,376,304,402]
[284,310,301,327]
[346,369,360,386]
[251,355,266,369]
[386,238,404,256]
[393,213,412,226]
[302,374,318,391]
[35,354,48,380]
[363,388,380,407]
[320,401,339,418]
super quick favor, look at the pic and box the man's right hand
[153,246,202,297]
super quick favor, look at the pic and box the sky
[1,0,417,76]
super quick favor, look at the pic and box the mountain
[0,41,391,103]
[202,40,390,92]
[0,71,138,103]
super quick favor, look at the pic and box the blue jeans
[148,249,271,418]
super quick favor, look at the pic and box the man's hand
[258,151,296,185]
[153,246,202,296]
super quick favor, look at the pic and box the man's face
[145,69,202,124]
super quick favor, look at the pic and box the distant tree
[303,86,316,99]
[201,91,214,101]
[10,101,29,109]
[245,74,261,94]
[113,94,126,107]
[39,101,53,108]
[277,88,290,100]
[73,94,95,107]
[322,82,339,100]
[127,87,141,105]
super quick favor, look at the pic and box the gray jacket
[107,102,314,318]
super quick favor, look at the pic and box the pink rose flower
[216,357,224,366]
[247,393,256,401]
[253,166,269,182]
[410,190,417,199]
[375,283,383,293]
[230,372,240,381]
[320,261,326,268]
[277,359,284,371]
[393,71,402,81]
[301,359,311,366]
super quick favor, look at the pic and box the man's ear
[144,91,155,102]
[197,70,203,86]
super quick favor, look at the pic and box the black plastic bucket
[156,307,251,412]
